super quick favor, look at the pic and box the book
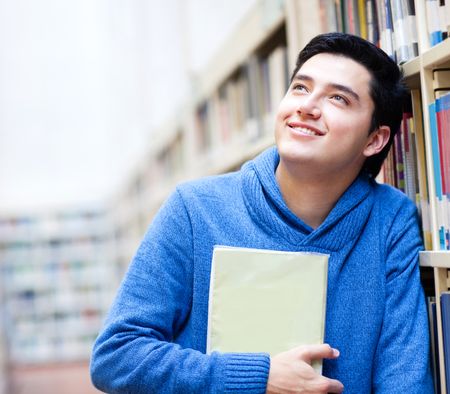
[411,90,432,249]
[429,101,447,249]
[427,297,441,393]
[390,0,418,64]
[366,0,380,45]
[440,292,450,393]
[268,46,288,115]
[426,0,444,46]
[207,246,328,373]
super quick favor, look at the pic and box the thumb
[298,344,340,363]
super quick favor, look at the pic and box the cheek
[276,96,297,119]
[325,108,372,135]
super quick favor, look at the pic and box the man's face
[275,53,382,179]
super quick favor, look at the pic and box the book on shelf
[215,87,232,144]
[433,68,450,90]
[268,46,289,116]
[195,102,212,153]
[428,100,446,249]
[246,56,261,141]
[193,43,289,155]
[441,292,450,393]
[435,92,450,238]
[427,296,441,394]
[345,0,360,36]
[426,0,450,46]
[318,0,340,33]
[390,0,419,64]
[358,0,368,39]
[377,92,436,249]
[429,69,450,249]
[207,246,328,373]
[366,0,380,45]
[411,90,432,249]
[377,0,395,58]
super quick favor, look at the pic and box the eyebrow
[292,73,361,102]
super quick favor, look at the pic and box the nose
[297,95,321,118]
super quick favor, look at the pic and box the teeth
[291,126,320,136]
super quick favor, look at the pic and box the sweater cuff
[221,352,270,393]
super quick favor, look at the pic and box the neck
[275,160,359,229]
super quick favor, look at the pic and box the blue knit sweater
[91,147,433,393]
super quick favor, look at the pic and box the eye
[292,83,308,93]
[330,94,349,105]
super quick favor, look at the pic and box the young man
[91,33,433,393]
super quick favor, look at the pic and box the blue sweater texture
[91,147,433,393]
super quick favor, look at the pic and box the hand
[266,344,344,394]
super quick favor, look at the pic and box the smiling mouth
[288,125,324,136]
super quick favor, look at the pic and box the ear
[363,126,391,158]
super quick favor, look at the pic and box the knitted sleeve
[372,200,434,393]
[90,189,270,393]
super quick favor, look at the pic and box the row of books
[0,210,106,241]
[318,0,418,63]
[194,43,289,154]
[378,92,433,249]
[380,75,450,252]
[319,0,450,63]
[429,69,450,250]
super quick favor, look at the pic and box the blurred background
[0,0,267,392]
[2,0,439,392]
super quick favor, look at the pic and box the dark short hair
[291,32,408,178]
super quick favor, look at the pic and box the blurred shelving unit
[0,208,118,367]
[111,0,290,273]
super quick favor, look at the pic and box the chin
[277,143,310,162]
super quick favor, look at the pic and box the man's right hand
[266,344,344,394]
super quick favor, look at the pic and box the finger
[326,378,344,393]
[314,377,344,394]
[298,344,340,362]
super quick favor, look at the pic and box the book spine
[426,0,444,46]
[366,0,380,44]
[391,0,408,63]
[383,0,396,59]
[218,86,231,144]
[439,0,449,40]
[446,0,450,36]
[403,113,418,202]
[440,292,450,392]
[335,0,345,32]
[444,93,450,248]
[436,94,450,249]
[346,0,356,33]
[429,102,446,249]
[404,0,419,58]
[394,129,405,191]
[428,297,441,393]
[411,90,432,249]
[358,0,368,38]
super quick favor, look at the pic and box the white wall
[0,0,256,213]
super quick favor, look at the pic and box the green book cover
[207,246,328,373]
